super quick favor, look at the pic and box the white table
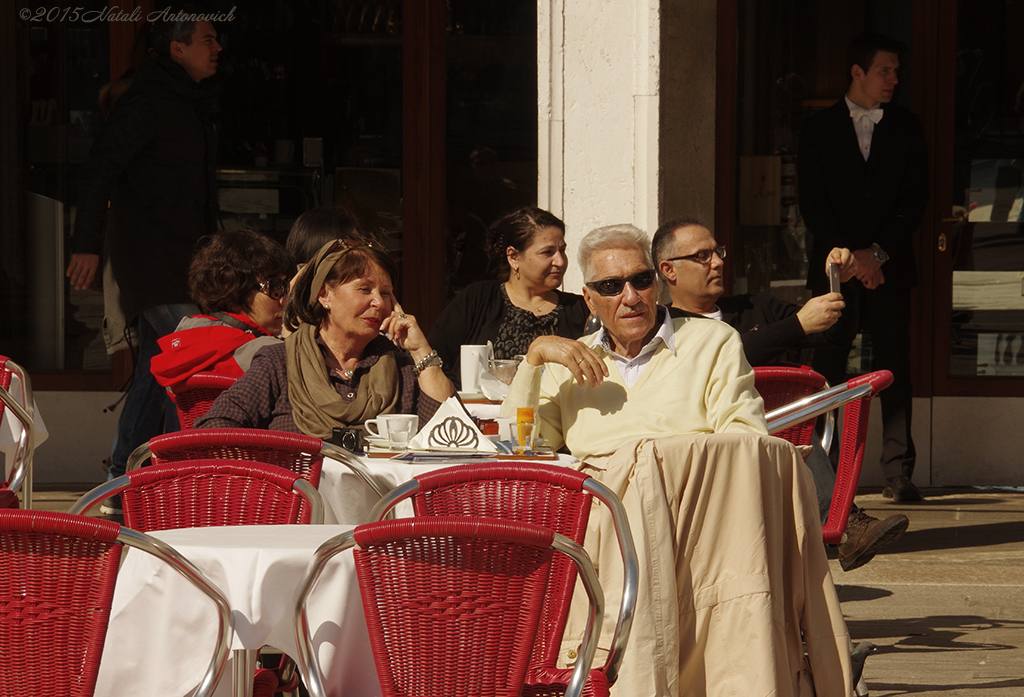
[95,524,376,697]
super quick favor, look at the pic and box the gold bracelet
[413,350,442,377]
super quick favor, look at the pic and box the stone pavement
[32,484,1024,696]
[833,489,1024,697]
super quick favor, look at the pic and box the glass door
[931,0,1024,395]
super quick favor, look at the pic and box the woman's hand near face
[525,335,608,387]
[381,301,431,358]
[382,301,453,401]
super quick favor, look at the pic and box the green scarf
[285,324,400,439]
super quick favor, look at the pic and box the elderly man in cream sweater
[502,224,853,697]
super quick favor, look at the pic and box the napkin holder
[407,396,498,453]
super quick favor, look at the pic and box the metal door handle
[937,233,947,252]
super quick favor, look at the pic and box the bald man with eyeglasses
[652,217,860,366]
[500,223,853,697]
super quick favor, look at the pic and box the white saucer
[365,437,409,451]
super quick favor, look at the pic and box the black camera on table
[331,427,366,454]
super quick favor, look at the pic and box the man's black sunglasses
[255,276,289,300]
[585,269,658,297]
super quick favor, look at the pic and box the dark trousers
[813,284,915,482]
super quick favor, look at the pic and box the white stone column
[538,0,661,291]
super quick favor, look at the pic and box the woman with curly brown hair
[428,206,591,389]
[150,229,293,388]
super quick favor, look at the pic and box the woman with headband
[197,237,451,436]
[428,207,591,389]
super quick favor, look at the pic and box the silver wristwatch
[870,243,889,265]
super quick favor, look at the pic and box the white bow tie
[849,105,883,124]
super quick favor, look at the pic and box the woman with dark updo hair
[150,229,293,388]
[428,206,590,390]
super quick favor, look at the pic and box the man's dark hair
[486,207,566,282]
[188,229,293,314]
[846,32,905,78]
[652,216,706,277]
[286,206,360,268]
[149,4,201,57]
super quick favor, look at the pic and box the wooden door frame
[924,0,1024,396]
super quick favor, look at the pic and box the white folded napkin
[407,396,498,453]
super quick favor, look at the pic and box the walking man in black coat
[798,31,929,502]
[66,11,222,512]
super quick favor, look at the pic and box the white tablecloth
[1,372,48,481]
[95,524,374,697]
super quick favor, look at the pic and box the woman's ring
[398,313,407,319]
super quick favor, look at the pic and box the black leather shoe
[882,475,923,502]
[838,510,910,571]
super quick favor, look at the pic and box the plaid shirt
[195,336,441,433]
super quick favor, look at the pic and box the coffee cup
[365,414,419,445]
[460,345,489,393]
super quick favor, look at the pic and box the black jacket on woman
[428,280,591,389]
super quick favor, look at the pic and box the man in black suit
[798,31,929,503]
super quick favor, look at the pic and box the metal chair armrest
[67,476,132,516]
[0,385,33,506]
[319,442,389,499]
[293,478,326,525]
[582,477,638,685]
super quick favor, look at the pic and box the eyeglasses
[255,277,289,301]
[664,246,726,266]
[585,269,658,297]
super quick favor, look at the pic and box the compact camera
[332,427,366,453]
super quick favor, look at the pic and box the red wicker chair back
[821,370,892,544]
[399,463,610,697]
[0,510,124,696]
[122,459,313,530]
[353,517,556,697]
[144,428,324,521]
[170,372,238,429]
[753,365,827,446]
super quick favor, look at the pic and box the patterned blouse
[493,284,565,359]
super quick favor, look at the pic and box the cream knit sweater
[502,313,767,461]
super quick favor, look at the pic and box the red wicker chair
[168,372,239,429]
[365,462,639,697]
[68,459,325,528]
[295,516,605,697]
[125,427,387,512]
[761,368,894,544]
[754,365,829,447]
[0,356,34,509]
[0,509,231,697]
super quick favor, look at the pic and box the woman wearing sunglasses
[196,237,451,436]
[428,207,591,389]
[150,229,293,389]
